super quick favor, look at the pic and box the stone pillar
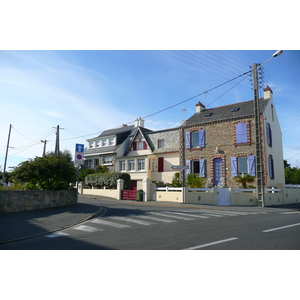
[117,179,124,200]
[79,182,83,194]
[142,178,151,202]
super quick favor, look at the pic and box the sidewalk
[0,196,104,245]
[1,195,299,245]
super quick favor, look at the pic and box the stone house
[181,86,285,189]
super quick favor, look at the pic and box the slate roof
[97,125,135,138]
[183,99,269,127]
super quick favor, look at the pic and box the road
[1,198,300,250]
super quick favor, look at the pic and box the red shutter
[143,141,147,149]
[158,157,164,172]
[133,142,136,150]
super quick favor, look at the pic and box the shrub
[10,155,77,190]
[171,173,182,187]
[84,172,131,189]
[185,174,205,188]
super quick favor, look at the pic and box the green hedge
[84,172,131,189]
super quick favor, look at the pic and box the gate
[121,190,137,200]
[217,188,231,205]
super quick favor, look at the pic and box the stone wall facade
[0,189,78,213]
[183,117,257,188]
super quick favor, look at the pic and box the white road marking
[73,225,102,232]
[183,237,238,250]
[164,211,209,219]
[46,232,69,238]
[148,212,195,220]
[108,216,153,225]
[136,215,177,223]
[280,211,299,214]
[90,218,131,228]
[262,222,300,233]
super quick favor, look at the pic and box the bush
[84,172,131,189]
[171,173,182,187]
[10,155,77,190]
[185,174,205,188]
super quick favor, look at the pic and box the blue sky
[1,50,300,170]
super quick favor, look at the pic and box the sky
[1,49,300,170]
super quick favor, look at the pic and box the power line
[140,70,251,120]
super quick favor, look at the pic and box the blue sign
[75,144,84,153]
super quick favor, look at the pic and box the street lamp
[252,50,283,207]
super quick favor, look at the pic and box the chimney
[135,117,145,127]
[263,85,273,100]
[196,101,205,113]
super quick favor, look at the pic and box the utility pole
[252,63,265,206]
[41,140,47,156]
[53,125,64,157]
[2,124,12,184]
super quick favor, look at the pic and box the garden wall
[0,189,78,213]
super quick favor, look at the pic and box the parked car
[0,182,8,188]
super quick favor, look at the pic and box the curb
[0,207,105,245]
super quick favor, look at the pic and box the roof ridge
[206,99,253,110]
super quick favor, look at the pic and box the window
[268,155,275,179]
[235,123,248,144]
[158,139,164,148]
[138,159,145,171]
[89,141,94,148]
[119,160,126,171]
[133,141,147,150]
[103,156,113,164]
[204,112,213,117]
[186,129,205,149]
[231,107,240,112]
[191,159,206,177]
[231,155,255,177]
[238,157,248,175]
[266,123,272,147]
[109,138,115,146]
[192,131,199,148]
[102,139,108,147]
[128,160,135,171]
[96,140,101,147]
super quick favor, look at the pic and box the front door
[213,158,222,186]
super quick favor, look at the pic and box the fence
[78,179,300,206]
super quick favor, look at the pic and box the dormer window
[204,112,213,117]
[231,107,240,112]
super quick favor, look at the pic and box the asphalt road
[1,198,300,250]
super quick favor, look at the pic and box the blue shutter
[266,123,272,146]
[231,157,237,177]
[248,155,256,176]
[185,132,191,149]
[199,129,205,148]
[186,160,190,175]
[236,123,247,143]
[268,156,274,178]
[200,159,205,177]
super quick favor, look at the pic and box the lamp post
[252,50,283,207]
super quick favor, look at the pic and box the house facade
[84,123,137,172]
[146,127,180,185]
[181,86,285,189]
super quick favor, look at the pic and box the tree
[10,155,77,190]
[45,149,73,163]
[185,173,205,188]
[234,173,255,189]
